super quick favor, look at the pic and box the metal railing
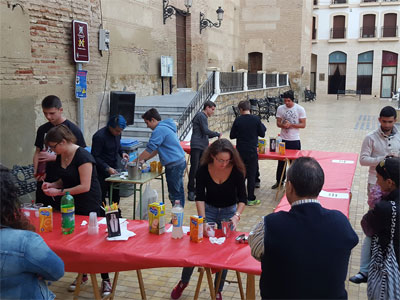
[248,73,263,90]
[314,0,318,5]
[330,27,346,39]
[361,0,378,2]
[312,28,317,40]
[360,26,376,38]
[331,0,347,4]
[220,72,244,93]
[176,72,215,140]
[382,0,399,2]
[266,74,277,87]
[382,26,398,37]
[279,74,288,86]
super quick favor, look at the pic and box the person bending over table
[171,139,247,300]
[41,125,112,298]
[0,165,65,300]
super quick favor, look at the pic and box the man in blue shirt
[137,108,186,207]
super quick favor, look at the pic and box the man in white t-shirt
[271,90,307,189]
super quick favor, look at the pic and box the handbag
[367,201,400,300]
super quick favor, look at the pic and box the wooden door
[333,15,345,38]
[176,14,187,88]
[248,52,262,73]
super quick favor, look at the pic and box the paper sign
[319,190,349,199]
[75,70,87,98]
[332,160,354,164]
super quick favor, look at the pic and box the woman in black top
[42,125,112,297]
[42,125,101,216]
[171,139,247,300]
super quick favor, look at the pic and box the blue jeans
[180,203,237,292]
[165,159,186,207]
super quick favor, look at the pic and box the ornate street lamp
[200,6,224,34]
[163,0,192,24]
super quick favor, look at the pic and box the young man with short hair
[188,101,220,201]
[230,100,266,205]
[350,105,400,284]
[33,95,86,208]
[271,90,306,189]
[138,108,186,207]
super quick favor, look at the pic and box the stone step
[134,110,182,120]
[124,127,152,138]
[135,105,187,113]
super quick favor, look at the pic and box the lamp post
[163,0,192,24]
[200,6,224,34]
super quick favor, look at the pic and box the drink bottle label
[172,211,183,227]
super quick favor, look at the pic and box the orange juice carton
[148,202,165,235]
[150,161,157,172]
[258,138,266,154]
[157,161,163,173]
[39,206,53,232]
[278,142,286,155]
[190,215,203,243]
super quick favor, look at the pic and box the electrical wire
[98,50,111,130]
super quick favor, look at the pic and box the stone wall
[209,87,289,134]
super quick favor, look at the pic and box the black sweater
[230,114,266,153]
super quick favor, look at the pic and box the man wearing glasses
[350,105,400,284]
[33,95,86,208]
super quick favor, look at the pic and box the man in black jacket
[188,101,220,201]
[249,157,358,299]
[230,100,266,205]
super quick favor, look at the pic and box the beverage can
[148,202,166,235]
[258,138,266,154]
[270,138,276,152]
[39,206,53,232]
[190,215,203,243]
[279,142,286,155]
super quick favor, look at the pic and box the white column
[258,70,266,89]
[207,67,220,94]
[238,69,248,91]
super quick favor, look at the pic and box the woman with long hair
[0,165,64,299]
[42,125,111,297]
[361,157,400,299]
[171,138,247,300]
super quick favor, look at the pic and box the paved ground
[51,94,398,299]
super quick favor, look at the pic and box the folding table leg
[214,271,223,295]
[89,273,102,300]
[139,184,143,220]
[109,183,114,205]
[161,173,165,204]
[205,268,216,300]
[136,270,147,300]
[133,183,137,219]
[73,273,83,300]
[194,267,205,300]
[236,271,245,300]
[109,272,119,300]
[246,274,255,300]
[184,154,191,178]
[275,159,288,201]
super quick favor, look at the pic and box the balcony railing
[331,0,347,4]
[248,73,263,90]
[312,28,317,40]
[382,26,398,37]
[330,27,346,39]
[314,0,318,5]
[220,72,244,93]
[266,74,277,88]
[382,0,399,2]
[360,26,376,38]
[361,0,378,2]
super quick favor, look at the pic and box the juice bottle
[61,191,75,234]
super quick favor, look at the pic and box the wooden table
[105,171,165,219]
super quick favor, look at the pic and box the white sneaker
[101,279,112,297]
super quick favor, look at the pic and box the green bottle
[61,191,75,234]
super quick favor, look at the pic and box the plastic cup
[33,203,43,217]
[205,222,216,237]
[88,212,99,235]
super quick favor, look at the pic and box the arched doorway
[357,51,373,95]
[328,51,347,94]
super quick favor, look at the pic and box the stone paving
[51,95,397,299]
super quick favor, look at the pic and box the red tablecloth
[274,151,358,217]
[38,214,261,275]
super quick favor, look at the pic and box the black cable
[98,50,111,130]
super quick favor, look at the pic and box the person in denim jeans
[171,139,247,300]
[138,108,186,207]
[0,165,64,300]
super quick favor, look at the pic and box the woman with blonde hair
[171,138,247,300]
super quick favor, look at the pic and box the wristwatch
[234,212,241,220]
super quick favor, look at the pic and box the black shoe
[188,192,195,201]
[349,272,367,284]
[255,181,260,188]
[271,182,279,189]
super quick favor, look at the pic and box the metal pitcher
[127,162,142,180]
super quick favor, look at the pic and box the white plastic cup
[88,212,99,235]
[33,203,43,217]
